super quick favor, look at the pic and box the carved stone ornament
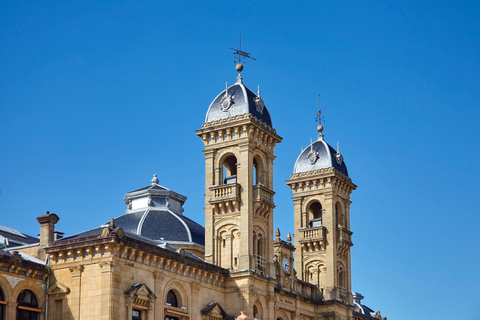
[221,82,234,111]
[335,152,343,165]
[101,227,110,238]
[307,149,318,164]
[221,93,234,111]
[254,96,265,114]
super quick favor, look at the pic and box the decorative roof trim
[167,210,192,242]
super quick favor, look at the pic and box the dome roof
[112,209,205,246]
[293,134,349,177]
[205,76,273,127]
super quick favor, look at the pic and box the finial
[257,85,261,97]
[151,174,159,185]
[236,72,243,84]
[315,94,325,140]
[109,218,115,229]
[275,228,281,241]
[335,141,344,165]
[286,232,292,243]
[236,63,244,72]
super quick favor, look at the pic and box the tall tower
[196,67,282,278]
[286,124,356,303]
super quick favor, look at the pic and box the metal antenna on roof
[229,29,256,75]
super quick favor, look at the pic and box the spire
[315,94,324,140]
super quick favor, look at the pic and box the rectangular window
[132,309,141,320]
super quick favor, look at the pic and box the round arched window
[17,290,40,320]
[0,286,5,320]
[166,290,178,307]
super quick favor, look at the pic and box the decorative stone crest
[335,141,344,165]
[307,140,318,164]
[220,81,234,111]
[254,85,265,114]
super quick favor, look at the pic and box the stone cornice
[196,114,282,148]
[286,167,356,196]
[45,233,230,280]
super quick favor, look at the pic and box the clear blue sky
[1,1,479,319]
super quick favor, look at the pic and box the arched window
[166,290,178,307]
[17,290,40,320]
[308,201,322,227]
[253,158,261,185]
[0,287,5,320]
[253,303,262,320]
[222,155,237,184]
[336,202,344,227]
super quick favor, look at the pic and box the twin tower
[195,71,356,302]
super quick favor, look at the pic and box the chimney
[36,211,59,260]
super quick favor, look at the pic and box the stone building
[0,65,387,320]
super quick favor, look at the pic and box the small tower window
[336,202,344,227]
[222,155,237,184]
[308,201,323,227]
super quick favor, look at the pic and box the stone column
[69,265,84,320]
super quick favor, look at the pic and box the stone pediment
[201,302,233,320]
[48,282,70,295]
[125,283,157,301]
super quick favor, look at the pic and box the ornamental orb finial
[236,63,244,72]
[317,124,324,133]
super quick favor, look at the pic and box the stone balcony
[252,184,275,217]
[298,226,326,252]
[337,227,353,245]
[337,227,353,255]
[209,183,240,214]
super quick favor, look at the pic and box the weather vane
[228,29,256,66]
[315,94,324,124]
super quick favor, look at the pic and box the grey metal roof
[57,227,203,261]
[124,182,187,206]
[205,79,273,127]
[293,137,349,177]
[115,209,205,246]
[0,225,39,248]
[60,209,205,247]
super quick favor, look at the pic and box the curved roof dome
[113,209,205,246]
[205,76,273,127]
[293,133,349,177]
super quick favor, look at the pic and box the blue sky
[1,1,479,319]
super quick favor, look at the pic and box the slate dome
[293,132,349,177]
[205,75,273,127]
[116,175,205,246]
